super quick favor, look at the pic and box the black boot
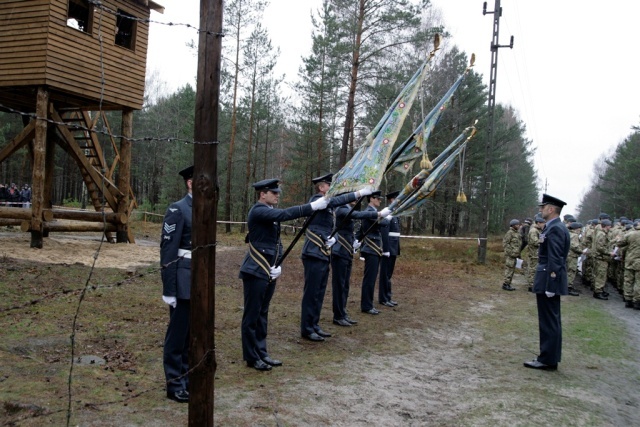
[502,283,516,291]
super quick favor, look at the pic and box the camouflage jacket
[569,229,582,258]
[503,227,522,258]
[616,228,640,270]
[592,227,611,260]
[527,226,541,259]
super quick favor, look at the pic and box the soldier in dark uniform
[160,165,194,403]
[331,197,387,326]
[379,190,400,307]
[300,174,372,341]
[359,191,389,314]
[240,179,330,370]
[524,194,570,371]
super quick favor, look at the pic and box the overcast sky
[146,0,640,217]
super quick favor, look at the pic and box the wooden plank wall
[0,0,151,110]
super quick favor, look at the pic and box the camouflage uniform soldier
[566,222,583,296]
[608,219,624,291]
[526,216,545,292]
[502,219,522,291]
[592,219,613,300]
[616,220,640,309]
[582,219,598,289]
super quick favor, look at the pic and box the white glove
[162,296,177,308]
[310,197,329,211]
[545,291,555,298]
[382,252,391,257]
[379,207,392,218]
[386,215,394,220]
[353,239,361,251]
[325,236,337,248]
[582,248,589,253]
[358,187,373,197]
[269,266,282,280]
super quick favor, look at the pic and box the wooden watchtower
[0,0,164,247]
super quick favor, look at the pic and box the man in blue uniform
[240,179,330,370]
[160,165,194,403]
[300,174,372,341]
[331,197,389,326]
[379,191,400,307]
[524,193,570,371]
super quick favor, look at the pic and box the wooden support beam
[0,119,35,163]
[50,209,127,224]
[0,207,53,221]
[21,221,118,233]
[30,87,48,248]
[0,219,23,227]
[116,108,133,243]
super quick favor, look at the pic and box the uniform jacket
[533,217,570,295]
[592,227,611,261]
[616,228,640,270]
[503,228,522,258]
[568,229,582,258]
[301,192,356,261]
[360,205,383,256]
[240,202,314,280]
[160,194,192,299]
[387,215,401,256]
[527,226,541,260]
[332,204,377,260]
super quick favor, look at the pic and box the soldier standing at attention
[519,217,532,254]
[566,222,583,296]
[592,218,613,300]
[524,194,570,371]
[502,219,522,291]
[300,174,372,341]
[331,198,388,326]
[526,215,545,292]
[240,179,330,370]
[160,166,194,403]
[615,220,640,309]
[379,191,400,307]
[360,191,388,314]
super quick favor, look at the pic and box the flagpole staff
[327,196,365,240]
[275,209,320,268]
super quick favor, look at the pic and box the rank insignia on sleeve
[164,223,176,234]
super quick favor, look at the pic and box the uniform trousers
[163,299,190,393]
[361,254,381,311]
[379,255,396,303]
[623,268,640,302]
[593,259,608,293]
[503,256,517,285]
[301,257,330,336]
[241,274,276,363]
[536,293,562,366]
[527,253,538,286]
[567,256,578,286]
[331,255,352,321]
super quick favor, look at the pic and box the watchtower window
[115,10,137,50]
[67,0,93,33]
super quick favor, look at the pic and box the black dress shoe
[568,289,580,296]
[345,316,358,324]
[381,301,395,307]
[602,291,610,297]
[361,308,380,315]
[262,356,282,367]
[167,389,189,403]
[315,329,332,338]
[625,301,634,308]
[333,318,352,326]
[593,292,609,300]
[388,300,398,306]
[528,286,533,292]
[502,284,516,291]
[247,360,272,371]
[302,332,325,342]
[523,359,557,371]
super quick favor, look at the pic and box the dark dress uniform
[240,187,314,365]
[379,214,400,304]
[529,195,570,369]
[360,204,383,312]
[160,193,192,396]
[300,191,357,337]
[331,204,378,322]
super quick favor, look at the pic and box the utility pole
[190,0,222,425]
[477,0,513,263]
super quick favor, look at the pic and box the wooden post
[189,0,222,424]
[42,127,56,237]
[30,87,48,248]
[116,108,133,243]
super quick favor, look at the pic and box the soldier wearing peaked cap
[379,190,401,307]
[300,174,375,341]
[524,193,570,371]
[240,178,330,370]
[160,165,194,403]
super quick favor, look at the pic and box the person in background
[566,222,583,296]
[240,179,329,369]
[379,190,400,307]
[524,194,570,371]
[526,215,545,292]
[502,219,522,291]
[160,165,194,403]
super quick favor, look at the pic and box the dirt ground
[1,226,639,426]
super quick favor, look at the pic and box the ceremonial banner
[326,36,441,197]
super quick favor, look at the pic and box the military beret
[534,215,546,223]
[601,219,612,227]
[538,193,566,207]
[509,219,520,226]
[625,224,633,230]
[312,173,333,185]
[524,217,533,225]
[385,190,400,200]
[178,165,194,180]
[569,222,583,229]
[252,178,281,193]
[565,215,576,223]
[598,212,610,220]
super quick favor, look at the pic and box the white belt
[178,248,192,259]
[389,232,401,237]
